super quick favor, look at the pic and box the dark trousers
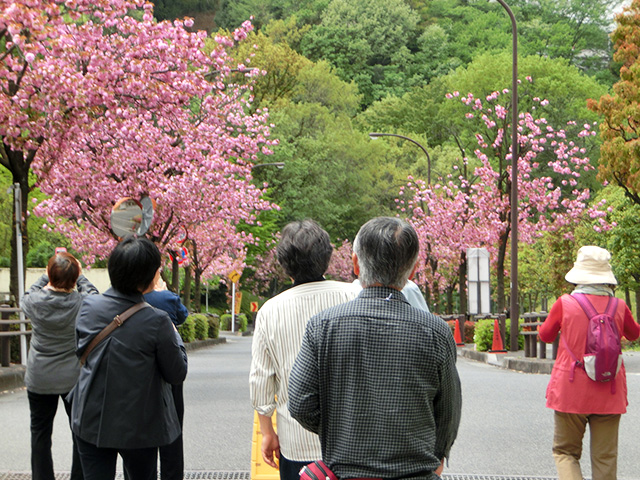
[159,383,184,480]
[280,453,311,480]
[28,390,83,480]
[76,436,157,480]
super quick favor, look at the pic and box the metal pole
[493,0,519,351]
[369,133,431,184]
[231,281,236,333]
[13,184,27,363]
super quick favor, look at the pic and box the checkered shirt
[288,287,462,480]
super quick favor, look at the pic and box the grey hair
[276,220,333,282]
[353,217,419,289]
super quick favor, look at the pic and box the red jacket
[539,294,640,414]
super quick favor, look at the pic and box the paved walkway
[3,334,640,479]
[457,343,640,374]
[4,339,640,392]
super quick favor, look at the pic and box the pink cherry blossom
[1,0,275,269]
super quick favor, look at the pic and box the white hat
[565,246,617,285]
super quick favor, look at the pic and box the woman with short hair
[21,251,99,480]
[69,236,188,480]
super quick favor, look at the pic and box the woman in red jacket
[539,246,640,480]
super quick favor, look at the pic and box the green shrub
[446,319,475,344]
[177,317,196,343]
[207,314,220,339]
[189,314,209,340]
[238,313,248,332]
[220,313,247,332]
[474,318,524,352]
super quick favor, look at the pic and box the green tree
[576,185,640,311]
[409,0,620,84]
[300,0,420,106]
[588,0,640,206]
[357,53,608,188]
[214,0,329,29]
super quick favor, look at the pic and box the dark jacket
[144,290,189,326]
[69,288,188,449]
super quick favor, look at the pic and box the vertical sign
[467,248,491,315]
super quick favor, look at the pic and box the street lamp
[369,133,432,185]
[252,162,285,170]
[492,0,519,351]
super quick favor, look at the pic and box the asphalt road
[2,334,640,478]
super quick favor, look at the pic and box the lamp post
[369,133,431,185]
[252,162,285,170]
[493,0,519,351]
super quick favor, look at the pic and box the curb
[0,364,26,393]
[457,345,555,374]
[184,337,227,351]
[0,337,228,394]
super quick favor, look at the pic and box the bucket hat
[565,246,617,285]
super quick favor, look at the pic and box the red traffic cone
[490,318,506,353]
[454,319,464,346]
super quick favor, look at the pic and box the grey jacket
[69,288,188,449]
[21,274,99,394]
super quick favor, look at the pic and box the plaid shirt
[289,287,461,480]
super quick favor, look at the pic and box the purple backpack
[562,294,622,391]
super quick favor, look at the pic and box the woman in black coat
[68,237,188,480]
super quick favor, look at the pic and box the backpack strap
[604,296,619,319]
[561,334,581,383]
[572,293,600,320]
[572,293,618,320]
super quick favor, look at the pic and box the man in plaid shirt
[289,217,462,480]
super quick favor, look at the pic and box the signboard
[234,291,243,314]
[467,247,491,315]
[250,301,259,313]
[229,269,241,284]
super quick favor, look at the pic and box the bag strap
[572,293,599,320]
[80,302,150,365]
[604,296,619,318]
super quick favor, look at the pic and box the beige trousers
[552,411,621,480]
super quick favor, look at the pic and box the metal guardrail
[0,306,31,367]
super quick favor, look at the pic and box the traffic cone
[454,319,464,346]
[490,318,506,353]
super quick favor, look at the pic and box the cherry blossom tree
[399,87,605,313]
[188,219,256,312]
[325,239,356,282]
[0,0,276,299]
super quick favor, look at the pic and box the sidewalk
[457,344,555,374]
[4,337,640,392]
[0,336,228,393]
[458,343,640,374]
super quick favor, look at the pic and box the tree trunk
[446,286,454,314]
[194,268,202,313]
[458,251,467,315]
[635,288,640,319]
[625,288,631,315]
[432,280,440,314]
[424,282,432,310]
[183,265,192,310]
[171,255,180,293]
